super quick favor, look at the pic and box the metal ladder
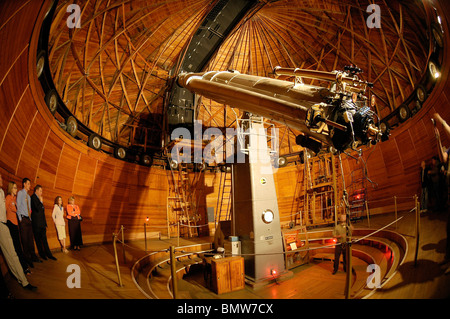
[214,168,232,229]
[348,158,366,220]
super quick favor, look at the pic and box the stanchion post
[121,225,126,264]
[144,222,147,252]
[170,246,178,299]
[394,196,398,230]
[177,221,180,247]
[414,194,420,267]
[166,196,170,239]
[365,200,370,228]
[113,233,123,287]
[344,243,352,299]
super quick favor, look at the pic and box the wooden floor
[4,209,450,299]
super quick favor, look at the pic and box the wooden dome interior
[0,0,449,273]
[47,0,434,155]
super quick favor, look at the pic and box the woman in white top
[52,196,68,253]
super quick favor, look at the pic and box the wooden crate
[211,256,245,294]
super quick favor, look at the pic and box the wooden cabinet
[211,256,245,294]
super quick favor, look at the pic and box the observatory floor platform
[4,210,450,300]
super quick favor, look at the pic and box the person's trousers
[420,187,428,211]
[6,221,29,272]
[333,243,347,272]
[33,226,53,258]
[0,222,29,287]
[68,218,83,247]
[18,217,38,264]
[0,269,10,298]
[446,214,450,261]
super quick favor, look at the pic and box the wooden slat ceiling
[48,0,430,155]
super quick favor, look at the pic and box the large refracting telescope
[176,66,388,284]
[177,66,389,153]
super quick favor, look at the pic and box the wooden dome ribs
[104,2,207,109]
[265,16,310,67]
[208,22,243,71]
[198,1,428,142]
[252,17,281,72]
[1,1,449,299]
[45,0,433,159]
[249,17,271,76]
[232,20,251,72]
[252,16,294,68]
[80,5,169,75]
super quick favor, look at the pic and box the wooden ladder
[167,161,201,237]
[349,158,366,220]
[301,152,342,227]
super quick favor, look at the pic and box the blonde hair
[68,196,75,204]
[7,181,17,195]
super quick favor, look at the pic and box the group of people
[431,113,450,273]
[420,155,448,213]
[0,173,84,296]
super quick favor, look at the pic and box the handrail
[131,242,213,299]
[285,193,418,230]
[169,246,178,299]
[133,233,404,299]
[130,194,418,299]
[112,225,125,287]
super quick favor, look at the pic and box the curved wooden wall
[0,0,449,268]
[0,1,170,254]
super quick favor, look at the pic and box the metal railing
[112,192,421,299]
[112,225,125,287]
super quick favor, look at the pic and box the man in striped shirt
[17,177,41,267]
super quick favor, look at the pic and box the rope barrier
[114,185,419,272]
[279,211,302,220]
[145,225,175,229]
[286,194,417,220]
[127,214,407,259]
[179,222,209,228]
[351,216,404,244]
[115,239,164,252]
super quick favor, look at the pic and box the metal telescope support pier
[232,115,289,286]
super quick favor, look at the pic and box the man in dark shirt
[420,160,430,213]
[332,214,353,274]
[428,156,442,211]
[31,185,56,261]
[433,113,450,274]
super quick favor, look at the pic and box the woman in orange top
[66,196,83,250]
[5,181,30,274]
